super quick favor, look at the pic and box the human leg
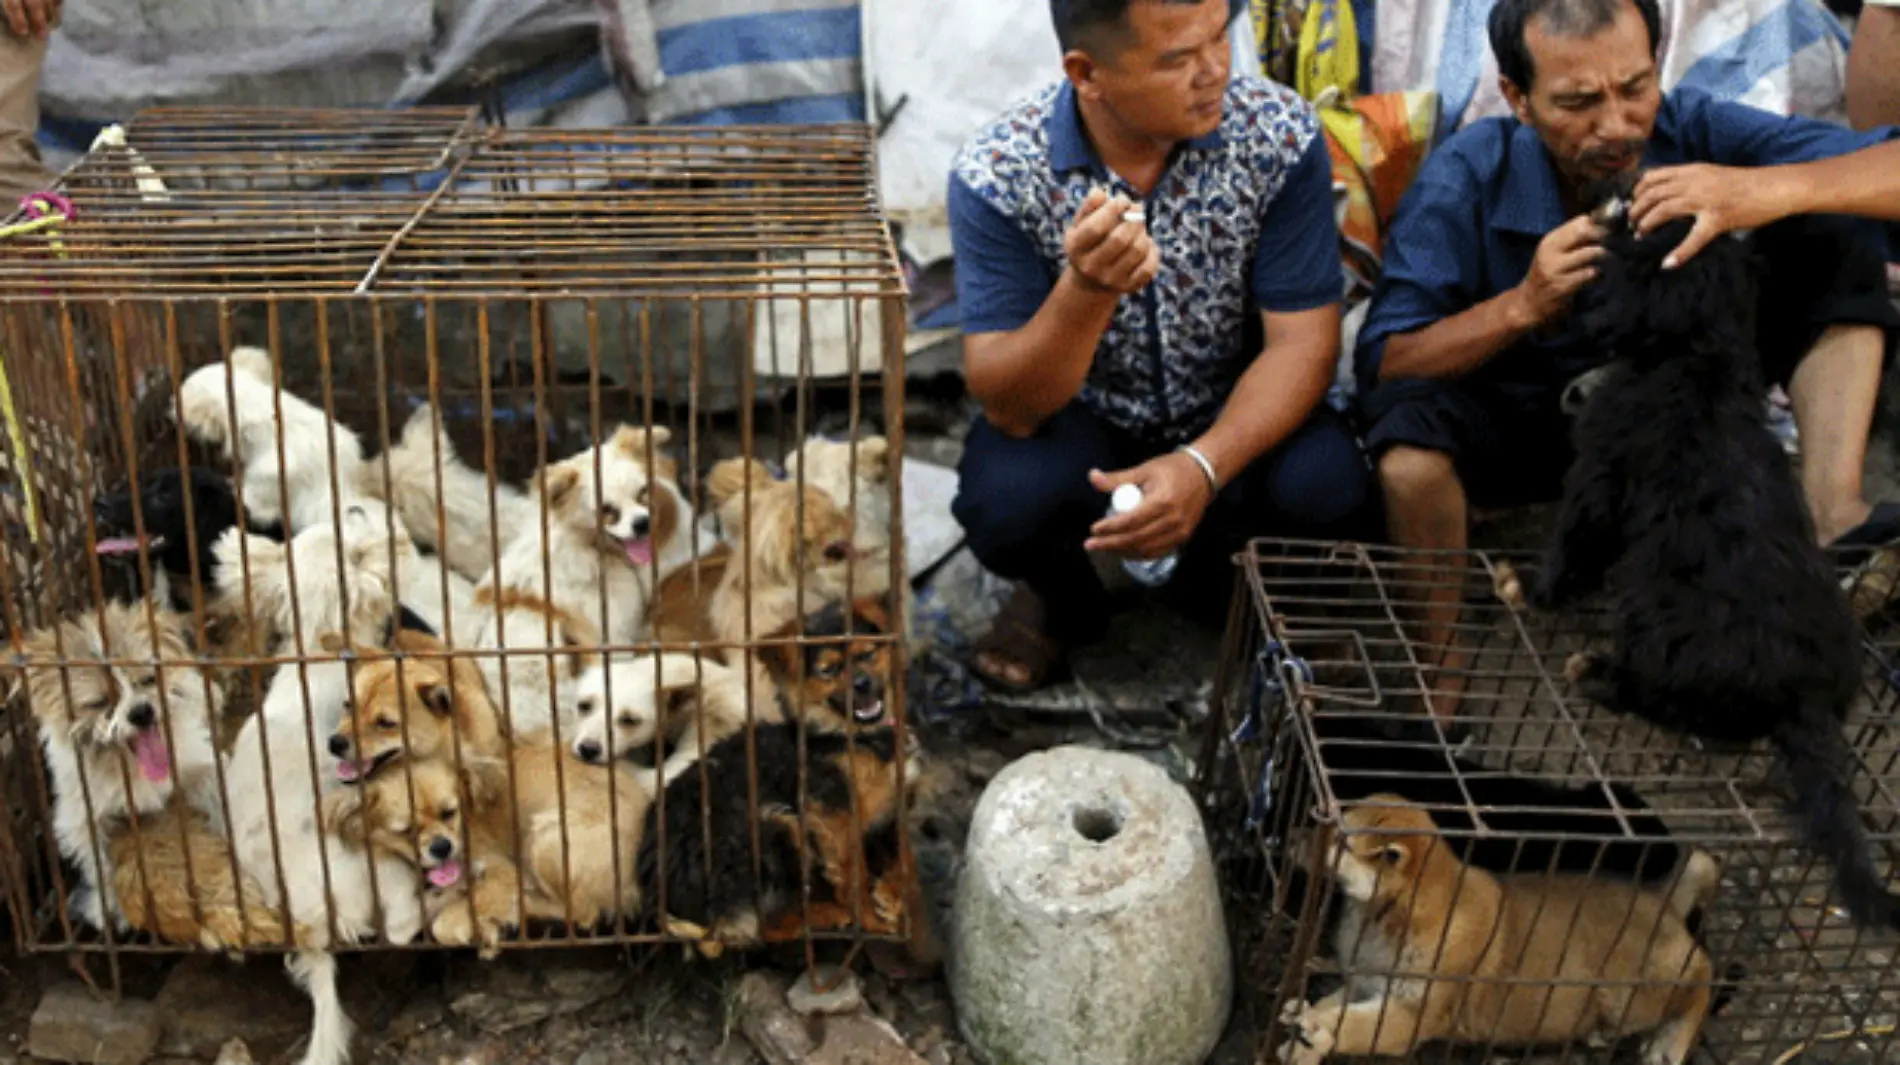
[0,30,50,205]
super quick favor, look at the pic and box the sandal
[1831,503,1900,620]
[969,583,1072,694]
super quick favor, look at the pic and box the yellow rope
[0,192,75,547]
[1771,1024,1897,1065]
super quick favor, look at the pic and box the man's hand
[1508,213,1604,330]
[1064,187,1161,296]
[1629,163,1789,268]
[1082,452,1214,560]
[3,0,60,38]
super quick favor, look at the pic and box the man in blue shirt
[1358,0,1900,713]
[947,0,1371,693]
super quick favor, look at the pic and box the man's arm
[1378,213,1605,382]
[1848,4,1900,131]
[1632,90,1900,264]
[949,176,1158,439]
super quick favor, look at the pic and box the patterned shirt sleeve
[1251,126,1345,313]
[947,170,1056,336]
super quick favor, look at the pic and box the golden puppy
[1280,795,1716,1065]
[324,628,505,787]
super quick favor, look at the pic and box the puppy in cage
[1533,178,1900,930]
[640,594,915,955]
[177,346,375,536]
[1279,795,1718,1065]
[376,401,536,585]
[566,650,758,790]
[92,464,284,615]
[325,628,507,786]
[10,598,223,933]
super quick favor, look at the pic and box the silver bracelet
[1177,444,1220,495]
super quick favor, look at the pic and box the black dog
[92,466,284,612]
[1534,191,1896,928]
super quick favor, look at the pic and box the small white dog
[177,346,373,534]
[568,652,758,790]
[12,600,220,933]
[471,425,692,727]
[370,402,535,585]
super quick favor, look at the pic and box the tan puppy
[109,802,292,951]
[505,736,651,928]
[324,629,505,787]
[327,758,525,958]
[1280,795,1716,1065]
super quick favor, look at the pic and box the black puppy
[1534,190,1895,928]
[92,466,284,612]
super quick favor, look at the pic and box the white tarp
[868,0,1261,266]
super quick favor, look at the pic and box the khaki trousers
[0,31,50,204]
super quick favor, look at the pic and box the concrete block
[950,745,1231,1065]
[28,982,162,1065]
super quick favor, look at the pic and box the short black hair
[1487,0,1661,91]
[1050,0,1236,54]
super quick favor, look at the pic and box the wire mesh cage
[1199,538,1900,1065]
[0,105,921,1024]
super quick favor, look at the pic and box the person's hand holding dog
[1629,163,1786,269]
[3,0,60,38]
[1063,187,1161,296]
[1083,452,1213,561]
[1512,213,1606,329]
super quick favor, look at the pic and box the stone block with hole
[949,745,1231,1065]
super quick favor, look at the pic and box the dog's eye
[854,650,879,665]
[616,714,640,728]
[135,675,157,688]
[815,659,843,679]
[1381,846,1404,866]
[599,504,621,526]
[376,718,399,732]
[822,542,849,563]
[577,698,597,716]
[440,807,456,822]
[636,486,651,505]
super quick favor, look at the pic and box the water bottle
[1109,483,1177,587]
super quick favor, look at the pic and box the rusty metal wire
[1199,538,1900,1065]
[0,110,921,986]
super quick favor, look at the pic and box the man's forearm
[1767,140,1900,221]
[1191,332,1335,485]
[965,268,1121,438]
[1377,287,1536,383]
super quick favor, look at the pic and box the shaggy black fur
[1535,194,1896,928]
[635,723,903,936]
[92,466,284,612]
[1311,710,1683,881]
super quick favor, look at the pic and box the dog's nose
[427,837,454,862]
[576,740,603,763]
[328,734,350,758]
[853,674,876,696]
[127,704,156,729]
[630,513,650,537]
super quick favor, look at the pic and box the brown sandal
[969,584,1071,694]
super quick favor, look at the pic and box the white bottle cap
[1111,483,1144,515]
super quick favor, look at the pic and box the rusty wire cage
[0,105,920,994]
[1199,538,1900,1065]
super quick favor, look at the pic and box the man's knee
[1377,445,1459,504]
[1261,418,1373,531]
[953,426,1098,561]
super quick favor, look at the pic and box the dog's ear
[705,457,771,511]
[536,463,583,513]
[610,424,671,461]
[854,436,891,483]
[418,679,454,718]
[850,595,893,635]
[662,685,697,721]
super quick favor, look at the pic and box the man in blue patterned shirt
[947,0,1371,692]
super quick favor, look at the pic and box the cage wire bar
[0,107,918,976]
[1199,538,1900,1065]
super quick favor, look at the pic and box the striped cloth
[1374,0,1855,136]
[639,0,864,125]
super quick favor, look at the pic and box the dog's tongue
[624,537,654,567]
[95,536,143,557]
[428,860,463,889]
[133,730,171,782]
[336,759,362,784]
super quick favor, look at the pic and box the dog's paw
[1491,561,1526,611]
[431,903,476,948]
[870,877,906,933]
[67,884,107,932]
[1563,652,1600,686]
[1276,1004,1336,1065]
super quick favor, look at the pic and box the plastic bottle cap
[1111,483,1144,515]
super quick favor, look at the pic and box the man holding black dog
[1361,0,1900,713]
[947,0,1373,693]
